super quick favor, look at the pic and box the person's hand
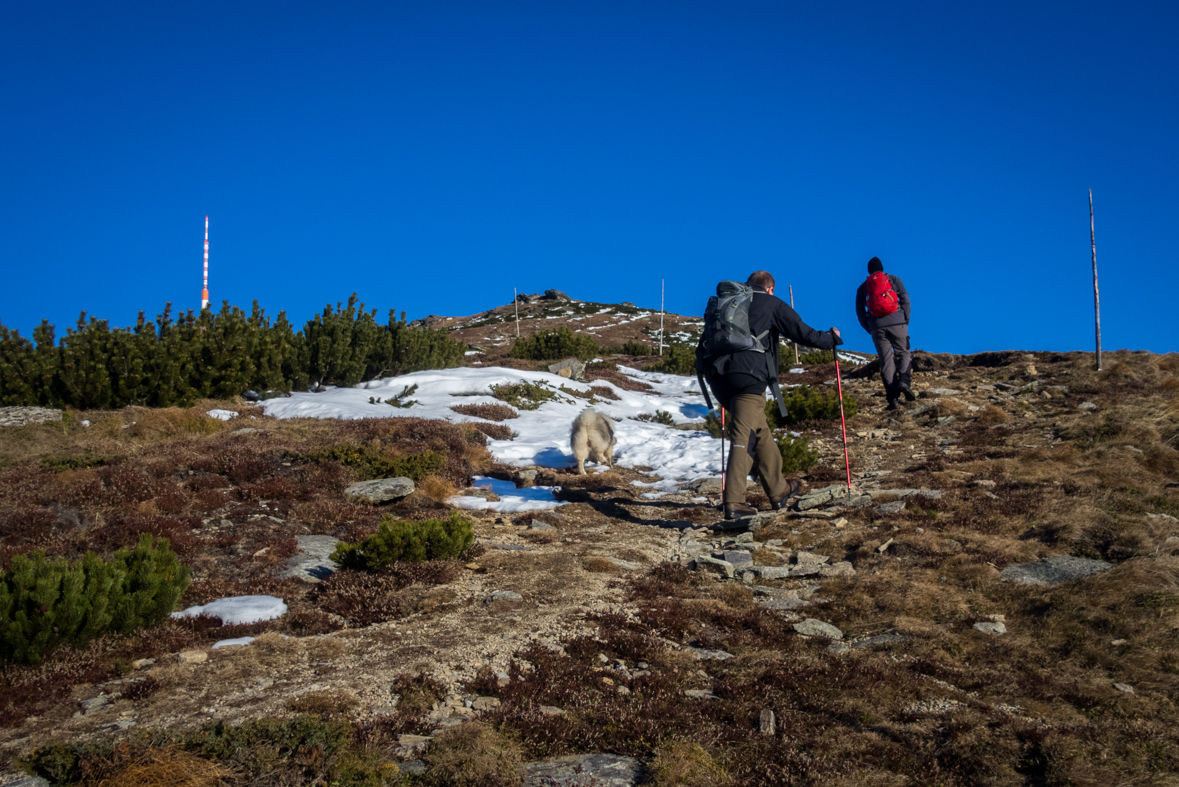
[830,327,841,338]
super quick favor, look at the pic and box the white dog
[570,408,616,475]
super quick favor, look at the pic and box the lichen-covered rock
[1000,555,1112,585]
[344,477,414,504]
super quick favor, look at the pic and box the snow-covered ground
[259,365,723,484]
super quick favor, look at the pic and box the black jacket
[856,273,910,333]
[700,287,841,400]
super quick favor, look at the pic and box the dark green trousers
[724,393,790,505]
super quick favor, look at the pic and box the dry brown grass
[449,403,519,421]
[286,688,359,719]
[648,741,734,787]
[417,475,459,502]
[425,721,523,787]
[976,404,1010,425]
[100,748,234,787]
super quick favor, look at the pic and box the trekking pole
[831,332,852,492]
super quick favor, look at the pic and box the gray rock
[484,541,537,551]
[80,694,111,712]
[819,561,856,577]
[684,689,720,700]
[936,416,956,426]
[797,484,850,511]
[547,358,586,381]
[1113,683,1135,694]
[686,646,734,660]
[1078,401,1097,410]
[517,468,539,483]
[906,402,936,417]
[688,477,723,495]
[973,621,1007,635]
[758,597,812,611]
[923,388,961,396]
[1000,555,1112,585]
[524,754,644,787]
[603,556,641,571]
[760,708,776,735]
[528,520,556,531]
[0,776,51,787]
[847,494,875,508]
[877,538,894,553]
[543,289,572,302]
[692,556,735,579]
[748,566,793,580]
[875,501,906,515]
[282,534,341,583]
[0,406,63,428]
[721,550,753,567]
[399,760,428,776]
[393,734,433,759]
[485,590,524,605]
[970,479,997,489]
[793,619,843,640]
[539,705,565,716]
[828,633,908,653]
[794,551,830,567]
[461,487,501,501]
[867,488,944,499]
[344,477,414,504]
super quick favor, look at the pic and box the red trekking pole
[831,332,852,492]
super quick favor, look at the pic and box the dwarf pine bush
[0,535,189,665]
[644,344,696,375]
[331,513,475,572]
[304,445,446,482]
[508,327,600,361]
[776,434,820,473]
[766,386,857,427]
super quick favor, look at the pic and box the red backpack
[866,271,899,318]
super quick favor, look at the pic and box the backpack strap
[695,343,715,410]
[766,351,788,418]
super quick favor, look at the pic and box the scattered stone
[794,551,830,567]
[686,646,734,660]
[131,658,156,669]
[877,538,894,553]
[1113,683,1135,694]
[461,487,501,501]
[796,484,850,511]
[484,590,524,605]
[818,561,856,577]
[393,734,433,758]
[923,388,961,397]
[0,775,51,787]
[906,698,963,715]
[828,633,908,653]
[973,621,1007,635]
[547,358,586,381]
[688,477,723,495]
[970,479,997,489]
[516,468,539,484]
[0,407,63,428]
[523,753,644,787]
[399,761,428,776]
[539,706,566,716]
[282,534,341,583]
[720,550,753,567]
[793,619,843,640]
[1000,555,1112,585]
[936,416,956,426]
[832,517,848,529]
[760,708,776,735]
[747,566,793,580]
[758,597,812,611]
[868,488,943,500]
[528,520,556,531]
[484,542,537,552]
[692,556,735,579]
[80,695,111,712]
[1078,402,1097,411]
[344,477,414,504]
[875,501,906,515]
[472,696,501,711]
[684,689,720,700]
[603,556,641,571]
[177,650,207,664]
[1147,512,1178,522]
[543,289,572,302]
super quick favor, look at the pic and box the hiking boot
[886,398,900,411]
[770,479,803,510]
[899,381,916,401]
[723,502,758,520]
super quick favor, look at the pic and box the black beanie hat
[868,257,884,273]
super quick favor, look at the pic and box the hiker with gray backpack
[855,256,913,410]
[696,271,843,520]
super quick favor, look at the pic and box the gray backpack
[696,281,787,416]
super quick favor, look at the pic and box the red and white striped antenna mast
[201,216,209,310]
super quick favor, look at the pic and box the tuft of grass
[425,721,524,787]
[489,381,558,411]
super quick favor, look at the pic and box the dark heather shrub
[330,513,474,572]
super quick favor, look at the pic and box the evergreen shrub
[508,327,599,361]
[0,535,189,665]
[489,381,557,411]
[766,386,857,427]
[330,513,475,572]
[798,349,835,365]
[776,434,821,474]
[609,340,655,356]
[644,344,696,375]
[304,445,445,482]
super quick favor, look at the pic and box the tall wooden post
[789,285,800,364]
[659,279,665,356]
[514,288,520,337]
[1090,190,1102,371]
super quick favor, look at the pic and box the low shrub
[489,381,558,411]
[0,534,190,664]
[425,721,524,787]
[469,423,516,441]
[777,434,820,474]
[767,386,857,427]
[644,344,696,376]
[508,327,599,361]
[304,444,445,482]
[609,340,655,356]
[450,403,519,421]
[331,513,475,572]
[797,349,834,365]
[40,455,108,473]
[635,410,675,426]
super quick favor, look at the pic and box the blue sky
[2,1,1176,355]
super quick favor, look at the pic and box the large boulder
[344,477,415,504]
[548,358,586,381]
[524,754,644,787]
[543,289,572,302]
[1000,555,1112,585]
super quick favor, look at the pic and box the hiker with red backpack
[697,271,843,520]
[856,256,913,411]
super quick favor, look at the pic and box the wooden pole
[659,279,665,355]
[789,285,799,364]
[1090,190,1102,371]
[514,288,520,337]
